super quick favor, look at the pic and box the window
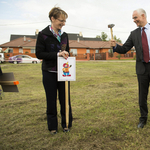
[16,55,22,58]
[19,48,23,53]
[95,50,99,53]
[8,48,13,53]
[31,49,35,53]
[70,49,77,56]
[108,49,113,53]
[86,49,90,53]
[22,55,31,58]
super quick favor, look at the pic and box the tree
[96,35,101,38]
[101,32,108,41]
[96,32,108,41]
[96,32,122,43]
[113,35,122,43]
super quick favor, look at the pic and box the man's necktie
[142,27,149,63]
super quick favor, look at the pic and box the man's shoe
[63,128,70,133]
[50,130,57,135]
[137,122,146,128]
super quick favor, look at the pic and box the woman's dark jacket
[35,25,69,72]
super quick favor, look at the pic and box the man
[110,8,150,128]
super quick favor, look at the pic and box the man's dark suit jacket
[114,27,145,75]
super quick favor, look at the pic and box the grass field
[1,61,150,150]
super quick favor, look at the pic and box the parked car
[8,55,41,64]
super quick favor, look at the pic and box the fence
[75,52,136,61]
[4,53,36,60]
[73,54,87,60]
[2,52,136,61]
[107,52,135,60]
[95,53,106,60]
[109,52,134,58]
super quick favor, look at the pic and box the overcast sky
[0,0,150,45]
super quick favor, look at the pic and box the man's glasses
[57,19,66,23]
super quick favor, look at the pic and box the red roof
[0,37,113,49]
[69,40,111,49]
[0,37,36,48]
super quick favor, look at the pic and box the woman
[36,7,73,134]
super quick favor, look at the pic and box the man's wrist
[113,44,117,52]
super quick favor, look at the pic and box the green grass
[1,61,150,150]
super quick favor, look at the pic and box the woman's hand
[58,50,69,59]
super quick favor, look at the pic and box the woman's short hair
[49,7,68,21]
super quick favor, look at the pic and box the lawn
[1,61,150,150]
